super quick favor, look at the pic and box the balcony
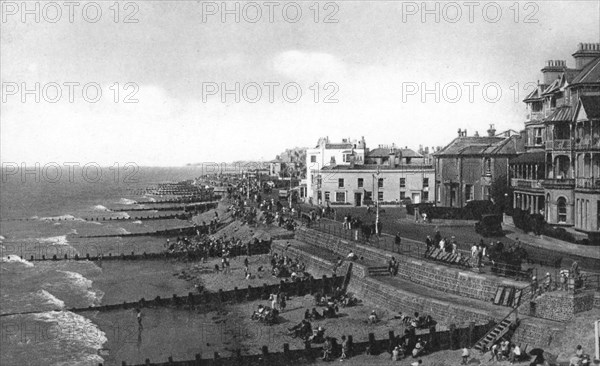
[511,178,543,190]
[576,177,600,190]
[542,178,575,189]
[545,139,572,150]
[575,137,600,150]
[525,111,544,122]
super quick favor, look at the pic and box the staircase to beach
[473,312,516,352]
[367,266,391,277]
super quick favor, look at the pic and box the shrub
[406,203,434,215]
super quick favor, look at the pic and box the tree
[489,174,513,214]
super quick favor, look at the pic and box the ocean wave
[116,228,131,235]
[33,311,107,364]
[39,214,85,222]
[57,270,92,289]
[0,235,5,241]
[118,213,131,219]
[118,198,137,205]
[1,255,34,267]
[132,220,143,224]
[92,205,111,212]
[39,235,70,246]
[39,289,66,309]
[55,270,104,306]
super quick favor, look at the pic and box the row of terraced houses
[304,42,600,242]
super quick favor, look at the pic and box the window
[423,178,429,188]
[330,156,336,164]
[338,178,344,188]
[484,158,492,176]
[400,178,406,188]
[483,186,490,201]
[317,176,322,187]
[400,191,406,199]
[336,192,345,203]
[406,157,412,164]
[378,178,384,188]
[557,197,567,223]
[423,191,429,201]
[357,178,363,188]
[343,154,352,162]
[364,191,372,201]
[317,191,322,201]
[310,155,317,163]
[534,128,543,145]
[378,191,384,201]
[324,192,330,201]
[465,184,474,201]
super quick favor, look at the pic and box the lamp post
[373,167,381,235]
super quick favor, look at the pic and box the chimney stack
[487,124,496,137]
[573,43,600,69]
[541,60,567,84]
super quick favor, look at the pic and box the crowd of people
[423,230,533,277]
[164,234,268,262]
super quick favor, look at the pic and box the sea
[0,166,207,366]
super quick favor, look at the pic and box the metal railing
[310,218,535,281]
[575,177,600,189]
[545,139,572,150]
[581,273,600,292]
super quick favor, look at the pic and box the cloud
[271,50,347,81]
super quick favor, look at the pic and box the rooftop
[571,56,600,85]
[434,136,519,157]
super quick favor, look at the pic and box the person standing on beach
[136,308,143,329]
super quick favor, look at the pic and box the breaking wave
[39,289,66,309]
[92,205,111,212]
[56,270,104,306]
[118,198,136,205]
[1,255,34,267]
[39,214,85,222]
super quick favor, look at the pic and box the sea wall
[524,291,595,322]
[272,239,494,327]
[512,319,564,349]
[295,227,526,302]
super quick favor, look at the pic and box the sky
[1,0,599,166]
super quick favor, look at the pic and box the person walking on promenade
[461,347,470,364]
[136,308,143,329]
[340,335,349,361]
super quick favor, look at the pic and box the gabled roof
[571,56,600,85]
[577,95,600,120]
[523,85,546,102]
[434,136,519,157]
[542,74,566,96]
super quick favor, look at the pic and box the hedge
[512,208,590,245]
[407,201,498,221]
